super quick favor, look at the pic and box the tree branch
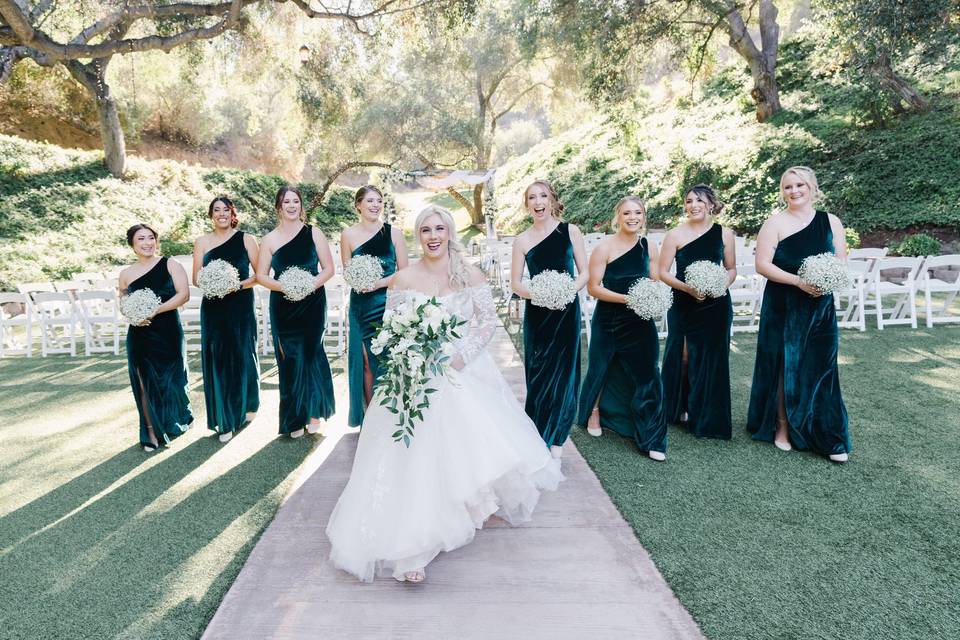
[307,159,396,211]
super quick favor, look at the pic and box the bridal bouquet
[625,278,673,320]
[684,260,728,298]
[371,297,466,447]
[277,267,315,302]
[343,254,384,292]
[121,288,161,325]
[798,253,852,294]
[197,259,241,299]
[529,270,577,310]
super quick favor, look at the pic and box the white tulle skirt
[326,351,563,582]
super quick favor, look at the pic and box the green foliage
[892,233,941,257]
[845,227,861,249]
[496,32,960,237]
[0,135,353,289]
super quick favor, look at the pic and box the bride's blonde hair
[415,205,470,291]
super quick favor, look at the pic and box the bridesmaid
[510,180,588,458]
[192,196,261,444]
[748,166,851,462]
[578,197,667,461]
[118,224,193,452]
[658,184,736,439]
[340,185,408,427]
[256,186,336,438]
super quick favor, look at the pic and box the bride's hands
[450,353,465,371]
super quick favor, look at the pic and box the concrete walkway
[202,324,705,640]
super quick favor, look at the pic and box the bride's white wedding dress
[326,284,563,582]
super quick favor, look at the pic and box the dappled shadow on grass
[0,436,310,639]
[572,326,960,640]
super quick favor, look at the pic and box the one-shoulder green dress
[661,224,733,439]
[200,231,260,436]
[269,224,335,434]
[747,211,851,456]
[126,257,193,447]
[347,223,397,427]
[577,237,666,454]
[523,222,582,447]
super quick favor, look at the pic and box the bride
[326,205,563,583]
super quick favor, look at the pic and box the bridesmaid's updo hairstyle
[126,223,159,247]
[354,185,384,212]
[685,184,724,215]
[415,205,470,291]
[612,196,647,235]
[523,180,565,220]
[777,166,824,210]
[208,196,239,228]
[274,185,306,222]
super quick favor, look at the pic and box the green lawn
[572,326,960,640]
[0,353,333,640]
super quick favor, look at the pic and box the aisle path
[202,324,704,639]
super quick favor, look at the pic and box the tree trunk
[872,53,929,113]
[471,183,484,226]
[307,160,394,212]
[725,0,782,123]
[64,59,126,177]
[446,186,477,221]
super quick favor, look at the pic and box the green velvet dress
[347,223,397,427]
[577,237,666,454]
[523,222,582,447]
[200,231,260,435]
[125,257,193,447]
[269,224,336,434]
[747,211,851,456]
[661,224,733,439]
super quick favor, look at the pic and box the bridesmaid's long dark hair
[274,185,306,222]
[208,196,239,228]
[684,184,724,215]
[126,223,159,247]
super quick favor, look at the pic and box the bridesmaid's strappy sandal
[218,431,234,443]
[289,428,304,439]
[774,417,792,451]
[829,453,849,463]
[648,451,666,462]
[142,443,158,453]
[306,422,322,435]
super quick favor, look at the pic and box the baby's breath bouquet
[798,253,852,294]
[372,296,466,447]
[197,259,241,299]
[343,254,384,292]
[121,288,162,325]
[277,267,316,302]
[684,260,728,298]
[625,278,673,320]
[529,269,577,310]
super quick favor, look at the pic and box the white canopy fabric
[415,169,496,191]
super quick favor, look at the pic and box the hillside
[494,38,960,247]
[0,136,354,289]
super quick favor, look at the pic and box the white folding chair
[578,289,595,347]
[73,271,106,283]
[32,291,78,356]
[325,277,348,355]
[920,254,960,327]
[17,282,55,299]
[53,280,89,294]
[256,286,274,355]
[0,292,34,357]
[835,260,870,331]
[180,286,202,352]
[730,265,763,333]
[75,290,121,355]
[873,256,923,329]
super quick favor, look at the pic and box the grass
[569,326,960,640]
[0,353,339,640]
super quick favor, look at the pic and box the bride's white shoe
[396,569,426,583]
[550,445,563,459]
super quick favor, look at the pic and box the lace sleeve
[457,285,498,365]
[384,287,408,312]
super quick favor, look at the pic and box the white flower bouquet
[197,259,241,299]
[684,260,728,298]
[372,297,466,447]
[625,278,673,320]
[529,269,577,310]
[277,266,316,302]
[343,254,384,292]
[798,252,852,294]
[121,288,161,325]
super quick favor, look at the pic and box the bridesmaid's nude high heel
[289,428,304,439]
[586,408,602,437]
[306,421,322,435]
[218,431,233,443]
[774,417,792,451]
[829,453,849,463]
[648,451,666,462]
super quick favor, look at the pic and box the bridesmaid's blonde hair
[778,166,824,210]
[612,196,647,235]
[523,180,565,220]
[414,205,470,290]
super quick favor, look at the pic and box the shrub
[892,233,941,257]
[845,227,861,249]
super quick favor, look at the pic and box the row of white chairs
[1,274,351,358]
